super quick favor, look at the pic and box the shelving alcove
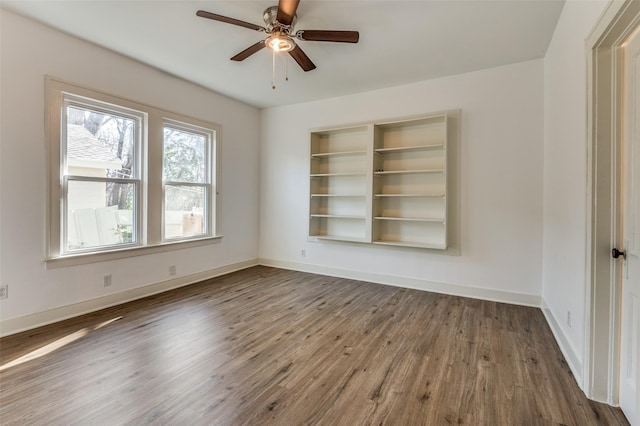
[308,110,460,254]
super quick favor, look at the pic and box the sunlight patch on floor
[0,317,122,372]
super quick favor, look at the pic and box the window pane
[163,127,206,183]
[66,180,135,250]
[66,106,135,179]
[164,185,206,239]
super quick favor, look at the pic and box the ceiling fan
[196,0,360,72]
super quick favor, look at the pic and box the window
[162,121,213,241]
[46,78,221,264]
[62,97,143,253]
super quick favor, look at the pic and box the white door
[620,25,640,426]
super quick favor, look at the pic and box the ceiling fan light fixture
[266,34,295,52]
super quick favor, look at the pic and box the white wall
[542,0,608,384]
[259,59,544,305]
[0,10,260,331]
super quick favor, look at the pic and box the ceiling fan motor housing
[263,6,296,33]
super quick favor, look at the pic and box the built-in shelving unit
[309,111,459,252]
[308,125,373,242]
[372,115,448,249]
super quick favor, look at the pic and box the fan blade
[230,41,266,61]
[196,10,265,32]
[297,30,359,43]
[276,0,300,26]
[289,45,316,71]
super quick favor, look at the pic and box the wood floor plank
[0,266,630,425]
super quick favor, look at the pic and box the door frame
[586,0,640,404]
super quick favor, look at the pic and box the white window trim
[45,77,222,268]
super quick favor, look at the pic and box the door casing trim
[585,0,640,404]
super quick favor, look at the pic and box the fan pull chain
[271,49,276,90]
[285,57,289,82]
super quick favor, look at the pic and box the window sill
[44,235,223,269]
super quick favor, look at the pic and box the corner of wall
[541,296,584,388]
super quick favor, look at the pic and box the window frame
[46,77,222,268]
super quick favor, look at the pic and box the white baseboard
[259,258,541,307]
[541,299,583,388]
[0,259,258,337]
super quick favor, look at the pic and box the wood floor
[0,266,629,425]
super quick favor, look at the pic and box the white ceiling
[2,1,564,109]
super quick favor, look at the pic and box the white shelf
[311,172,367,177]
[311,193,366,197]
[311,214,366,219]
[374,169,445,175]
[375,144,443,153]
[373,240,447,250]
[311,150,367,158]
[374,193,445,198]
[374,216,445,222]
[310,235,369,243]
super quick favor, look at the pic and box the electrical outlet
[0,285,7,299]
[567,311,572,328]
[301,249,306,257]
[103,274,112,287]
[169,265,176,276]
